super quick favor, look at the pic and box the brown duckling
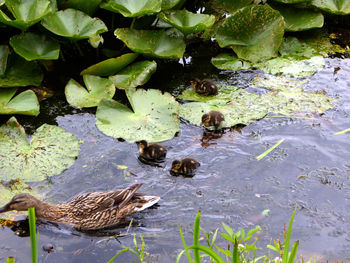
[170,157,200,177]
[0,184,160,231]
[137,140,167,162]
[201,110,225,129]
[190,78,218,96]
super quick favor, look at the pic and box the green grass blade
[193,211,201,263]
[188,245,226,263]
[256,139,285,161]
[6,257,15,263]
[232,238,239,263]
[28,207,38,263]
[176,250,186,263]
[287,241,299,263]
[282,207,297,263]
[334,128,350,135]
[108,248,129,263]
[180,227,193,263]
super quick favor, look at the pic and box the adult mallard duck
[190,78,218,96]
[137,140,167,162]
[0,184,159,231]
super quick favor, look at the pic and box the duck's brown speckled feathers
[170,158,200,177]
[190,78,218,96]
[0,184,160,231]
[137,140,167,162]
[201,110,225,129]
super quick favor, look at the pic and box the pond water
[0,54,350,262]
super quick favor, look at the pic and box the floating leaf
[312,0,350,15]
[0,117,80,181]
[0,45,9,76]
[158,10,215,35]
[0,0,52,30]
[211,53,251,71]
[10,32,60,61]
[88,34,104,48]
[0,88,39,115]
[279,37,318,58]
[65,75,115,109]
[215,5,285,62]
[0,55,43,87]
[81,53,138,76]
[162,0,182,10]
[109,60,157,89]
[212,0,254,13]
[58,0,103,15]
[101,0,161,17]
[272,0,311,3]
[115,28,185,59]
[96,88,179,142]
[178,84,239,102]
[0,179,38,207]
[41,9,107,40]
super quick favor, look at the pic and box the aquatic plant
[28,207,38,263]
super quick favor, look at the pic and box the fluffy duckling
[201,110,225,129]
[137,140,167,162]
[190,78,218,96]
[170,158,200,177]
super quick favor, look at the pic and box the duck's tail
[133,195,160,212]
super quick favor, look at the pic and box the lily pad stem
[130,18,136,29]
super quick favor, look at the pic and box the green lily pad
[272,3,323,31]
[0,117,80,181]
[0,179,35,207]
[158,10,215,35]
[101,0,161,17]
[215,5,285,62]
[41,9,108,40]
[0,0,52,30]
[211,53,251,71]
[212,0,254,13]
[162,0,182,10]
[65,75,115,109]
[81,53,138,76]
[58,0,102,15]
[178,84,240,102]
[96,88,180,142]
[312,0,350,15]
[109,60,157,89]
[272,0,311,3]
[252,75,307,92]
[10,32,60,61]
[0,55,43,87]
[0,88,39,115]
[279,37,318,58]
[115,28,185,59]
[0,45,9,76]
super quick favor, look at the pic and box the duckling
[137,140,167,162]
[0,184,160,231]
[190,78,218,96]
[170,158,200,177]
[201,110,225,129]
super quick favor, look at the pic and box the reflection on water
[1,58,350,262]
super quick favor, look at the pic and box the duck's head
[190,78,201,88]
[0,193,39,213]
[171,160,182,171]
[136,140,148,150]
[201,113,211,127]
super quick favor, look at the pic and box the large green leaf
[96,88,180,142]
[0,55,43,87]
[101,0,161,17]
[178,84,240,102]
[109,60,157,89]
[271,3,323,31]
[0,0,52,30]
[0,117,80,181]
[0,45,9,76]
[212,0,254,13]
[115,28,185,59]
[162,0,182,10]
[65,75,115,109]
[158,10,215,35]
[10,32,60,61]
[312,0,350,14]
[58,0,102,15]
[0,89,39,115]
[211,53,251,71]
[41,9,108,40]
[81,53,138,76]
[215,5,285,62]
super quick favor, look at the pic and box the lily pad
[101,0,161,17]
[215,5,285,62]
[58,0,103,15]
[279,37,318,58]
[0,55,43,87]
[65,75,115,109]
[162,0,182,10]
[115,28,185,59]
[0,45,9,76]
[0,117,80,181]
[96,88,180,142]
[0,0,52,30]
[211,53,251,71]
[178,84,240,102]
[158,10,215,35]
[41,9,108,40]
[0,88,39,115]
[109,60,157,89]
[212,0,254,13]
[10,32,60,61]
[312,0,350,15]
[272,0,311,3]
[81,53,138,76]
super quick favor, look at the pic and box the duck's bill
[0,203,10,213]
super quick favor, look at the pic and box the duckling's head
[190,78,201,88]
[136,140,148,151]
[0,193,39,213]
[201,113,211,127]
[171,160,182,171]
